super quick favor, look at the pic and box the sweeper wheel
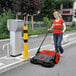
[42,60,55,67]
[30,58,37,64]
[55,55,60,64]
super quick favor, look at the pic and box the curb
[0,56,30,74]
[29,35,39,38]
[0,35,39,42]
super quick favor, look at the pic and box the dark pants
[53,33,64,54]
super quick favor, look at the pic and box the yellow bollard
[22,25,29,59]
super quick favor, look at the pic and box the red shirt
[53,19,64,34]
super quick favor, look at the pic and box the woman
[48,11,66,56]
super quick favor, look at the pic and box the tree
[19,0,42,15]
[17,0,43,31]
[0,0,16,14]
[35,0,74,20]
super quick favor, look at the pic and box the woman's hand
[48,28,50,31]
[48,28,52,31]
[48,24,54,31]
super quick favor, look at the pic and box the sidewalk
[0,56,28,73]
[0,33,76,74]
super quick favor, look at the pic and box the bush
[43,17,53,27]
[66,21,76,31]
[0,10,14,39]
[71,21,76,27]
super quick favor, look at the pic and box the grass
[66,26,76,31]
[28,26,48,36]
[0,32,9,39]
[28,26,76,36]
[0,25,76,39]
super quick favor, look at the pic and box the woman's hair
[53,11,62,18]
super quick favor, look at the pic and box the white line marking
[29,44,53,52]
[0,63,4,66]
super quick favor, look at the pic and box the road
[0,43,76,76]
[0,30,76,57]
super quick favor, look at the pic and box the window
[62,15,72,22]
[63,3,73,9]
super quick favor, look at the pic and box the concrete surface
[0,43,76,76]
[0,31,76,74]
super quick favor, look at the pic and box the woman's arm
[48,24,54,31]
[62,23,66,33]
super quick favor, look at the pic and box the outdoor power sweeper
[30,33,60,67]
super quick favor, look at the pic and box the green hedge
[0,10,14,39]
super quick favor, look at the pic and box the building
[60,1,76,25]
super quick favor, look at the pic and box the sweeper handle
[36,32,48,55]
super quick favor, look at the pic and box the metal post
[22,25,29,59]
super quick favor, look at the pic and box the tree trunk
[26,15,28,25]
[31,15,34,31]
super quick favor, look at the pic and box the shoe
[60,53,63,57]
